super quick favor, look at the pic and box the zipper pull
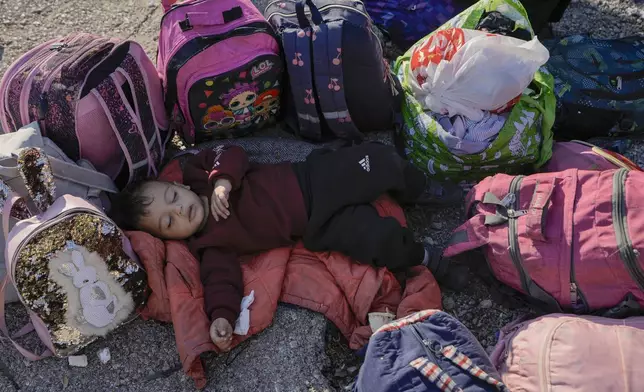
[38,93,49,120]
[570,282,578,307]
[50,43,68,51]
[500,193,516,208]
[507,209,528,219]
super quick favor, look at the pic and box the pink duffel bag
[443,168,644,314]
[544,140,642,172]
[490,314,644,392]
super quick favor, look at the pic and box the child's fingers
[217,194,230,217]
[216,197,229,218]
[221,193,229,209]
[211,200,223,221]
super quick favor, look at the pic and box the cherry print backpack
[0,33,169,190]
[0,148,147,359]
[353,310,508,392]
[157,0,284,145]
[265,0,402,141]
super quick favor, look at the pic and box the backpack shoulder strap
[443,214,489,257]
[116,48,165,165]
[91,74,155,186]
[46,156,118,193]
[311,18,363,140]
[282,23,323,140]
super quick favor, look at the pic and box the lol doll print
[220,82,259,126]
[253,89,280,123]
[202,105,236,131]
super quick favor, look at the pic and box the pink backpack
[490,314,644,391]
[0,33,169,189]
[444,168,644,314]
[1,157,146,359]
[544,140,642,172]
[157,0,283,145]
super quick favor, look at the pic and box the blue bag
[543,35,644,139]
[363,0,462,50]
[265,0,401,141]
[353,310,509,392]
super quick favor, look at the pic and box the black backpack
[265,0,402,141]
[543,35,644,140]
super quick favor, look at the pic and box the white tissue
[233,290,255,335]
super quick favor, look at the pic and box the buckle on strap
[482,192,526,226]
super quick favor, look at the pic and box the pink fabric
[491,314,644,392]
[444,169,644,311]
[544,141,642,172]
[156,0,278,143]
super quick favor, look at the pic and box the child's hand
[210,318,233,351]
[211,178,232,221]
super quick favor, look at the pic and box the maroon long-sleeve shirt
[183,146,308,325]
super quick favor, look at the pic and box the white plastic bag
[408,28,549,121]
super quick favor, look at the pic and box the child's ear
[172,181,190,190]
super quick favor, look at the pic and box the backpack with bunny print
[0,148,147,359]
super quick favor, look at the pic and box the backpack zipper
[159,0,208,27]
[41,36,99,96]
[264,0,366,13]
[612,168,644,291]
[507,175,531,293]
[538,320,561,392]
[410,324,440,363]
[21,35,87,126]
[16,37,81,124]
[266,4,371,26]
[265,5,383,58]
[18,51,59,124]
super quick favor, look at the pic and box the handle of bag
[296,0,323,28]
[161,0,179,12]
[0,156,118,194]
[295,1,311,28]
[524,180,555,242]
[0,195,52,361]
[0,275,52,361]
[178,8,245,31]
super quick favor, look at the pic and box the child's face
[136,181,207,240]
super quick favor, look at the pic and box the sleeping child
[110,142,465,351]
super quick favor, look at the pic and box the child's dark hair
[109,181,154,230]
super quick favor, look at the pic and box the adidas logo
[359,155,370,172]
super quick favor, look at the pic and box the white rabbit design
[60,250,122,328]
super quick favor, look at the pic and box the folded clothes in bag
[436,111,508,155]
